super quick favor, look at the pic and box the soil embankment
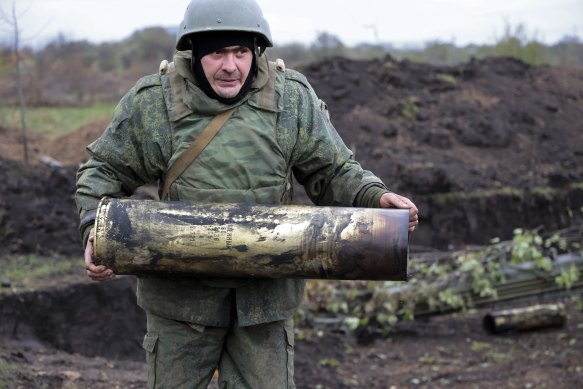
[1,55,582,388]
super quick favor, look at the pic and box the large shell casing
[93,198,409,280]
[483,303,566,333]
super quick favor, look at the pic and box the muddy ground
[1,276,581,388]
[1,55,583,388]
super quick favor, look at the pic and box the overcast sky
[6,0,583,48]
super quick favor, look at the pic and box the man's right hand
[84,228,115,281]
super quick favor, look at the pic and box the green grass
[428,183,583,206]
[0,102,115,138]
[0,255,83,293]
[429,186,522,205]
[437,73,457,85]
[0,356,20,389]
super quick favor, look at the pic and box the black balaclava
[190,31,257,104]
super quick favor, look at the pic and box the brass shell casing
[93,198,409,280]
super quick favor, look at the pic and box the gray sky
[7,0,583,48]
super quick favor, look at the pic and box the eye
[206,51,223,60]
[237,47,250,56]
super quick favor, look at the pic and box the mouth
[216,79,240,88]
[217,76,239,82]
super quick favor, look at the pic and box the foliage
[436,73,457,85]
[311,32,347,61]
[0,357,19,389]
[0,23,582,108]
[486,23,550,65]
[387,23,581,67]
[0,27,175,106]
[556,264,581,289]
[0,102,114,136]
[0,255,81,293]
[302,226,582,333]
[400,97,420,121]
[270,25,583,69]
[510,228,552,272]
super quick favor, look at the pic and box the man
[76,0,419,387]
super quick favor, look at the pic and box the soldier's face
[200,45,253,98]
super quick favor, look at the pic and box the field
[1,54,582,388]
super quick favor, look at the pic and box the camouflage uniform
[75,52,389,388]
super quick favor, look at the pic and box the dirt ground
[1,276,582,388]
[1,55,583,388]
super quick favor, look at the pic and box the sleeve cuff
[79,210,97,247]
[353,184,390,208]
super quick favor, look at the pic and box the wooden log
[93,198,410,280]
[483,303,566,333]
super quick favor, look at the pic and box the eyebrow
[216,46,250,53]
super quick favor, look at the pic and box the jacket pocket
[142,333,159,389]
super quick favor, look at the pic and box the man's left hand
[379,192,419,232]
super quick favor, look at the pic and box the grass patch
[0,357,21,389]
[0,103,115,138]
[429,186,523,205]
[0,255,83,293]
[437,73,457,85]
[428,182,583,205]
[401,97,420,121]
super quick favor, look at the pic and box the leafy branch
[300,225,583,333]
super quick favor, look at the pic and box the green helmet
[176,0,273,51]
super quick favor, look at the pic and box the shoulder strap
[160,107,237,200]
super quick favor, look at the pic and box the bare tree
[0,1,35,166]
[363,21,380,44]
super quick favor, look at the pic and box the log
[483,303,566,333]
[93,198,410,280]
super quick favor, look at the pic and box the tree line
[1,24,582,108]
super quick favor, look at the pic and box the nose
[222,53,237,73]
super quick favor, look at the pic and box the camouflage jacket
[75,52,389,326]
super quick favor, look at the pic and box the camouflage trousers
[142,310,296,389]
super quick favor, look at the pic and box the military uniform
[75,52,389,388]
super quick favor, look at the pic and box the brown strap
[160,107,237,200]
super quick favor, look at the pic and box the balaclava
[190,31,257,104]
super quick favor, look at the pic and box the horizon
[2,0,581,50]
[3,23,581,52]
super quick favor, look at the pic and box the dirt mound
[0,277,145,360]
[0,119,107,167]
[300,55,583,248]
[0,158,79,257]
[45,119,109,166]
[1,54,583,389]
[1,278,581,388]
[0,120,107,258]
[1,55,582,256]
[0,126,46,165]
[303,55,583,195]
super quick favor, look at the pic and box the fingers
[409,220,419,232]
[409,212,419,231]
[408,210,419,232]
[381,193,416,209]
[84,228,115,281]
[401,197,419,217]
[381,193,419,214]
[380,193,420,233]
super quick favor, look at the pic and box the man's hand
[379,192,419,233]
[84,228,115,281]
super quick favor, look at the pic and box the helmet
[176,0,273,51]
